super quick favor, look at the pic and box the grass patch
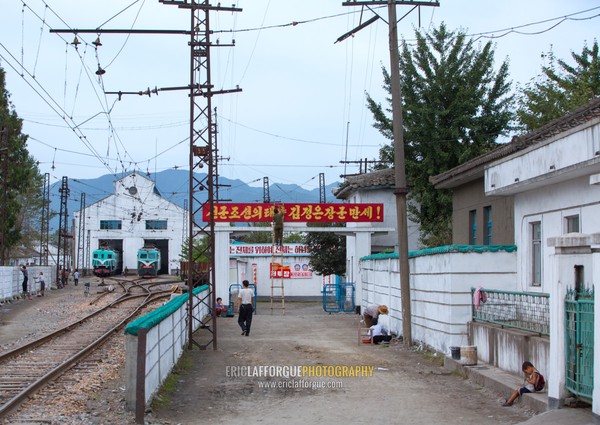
[421,349,445,367]
[451,368,468,379]
[150,351,194,410]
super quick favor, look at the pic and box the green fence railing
[471,288,549,336]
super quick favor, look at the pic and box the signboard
[270,263,291,279]
[230,244,311,257]
[270,262,313,279]
[204,203,383,223]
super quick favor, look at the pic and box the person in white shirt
[370,313,392,344]
[237,280,254,336]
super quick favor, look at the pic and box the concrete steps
[444,356,548,413]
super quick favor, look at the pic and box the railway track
[0,276,175,422]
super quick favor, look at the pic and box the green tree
[0,66,43,263]
[303,224,346,277]
[367,23,513,247]
[180,236,211,263]
[517,40,600,131]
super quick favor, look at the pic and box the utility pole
[319,173,327,204]
[57,176,70,287]
[341,0,439,346]
[0,126,8,265]
[40,173,50,266]
[85,229,91,276]
[51,1,242,352]
[77,193,86,273]
[263,177,271,204]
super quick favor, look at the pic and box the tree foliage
[367,23,513,247]
[0,66,43,261]
[180,236,211,263]
[517,40,600,131]
[303,224,346,277]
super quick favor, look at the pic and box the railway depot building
[73,173,185,275]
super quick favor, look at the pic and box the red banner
[203,203,384,223]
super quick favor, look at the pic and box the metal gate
[565,288,594,400]
[322,283,355,313]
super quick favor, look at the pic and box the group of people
[20,265,81,297]
[363,304,392,344]
[213,280,255,337]
[20,265,46,299]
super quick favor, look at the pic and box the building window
[469,210,477,245]
[483,206,492,245]
[100,220,122,230]
[531,221,542,287]
[565,215,580,233]
[146,220,167,230]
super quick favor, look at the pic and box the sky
[0,0,599,193]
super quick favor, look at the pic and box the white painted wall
[0,266,56,302]
[485,118,600,293]
[346,189,419,252]
[125,287,209,409]
[486,118,600,194]
[228,243,331,298]
[73,173,186,274]
[360,249,518,354]
[513,176,600,294]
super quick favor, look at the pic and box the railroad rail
[0,276,175,420]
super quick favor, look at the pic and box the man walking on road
[237,280,254,336]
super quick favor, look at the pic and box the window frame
[100,220,122,230]
[531,221,542,287]
[145,220,168,230]
[469,209,477,245]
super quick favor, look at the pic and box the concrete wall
[125,287,209,411]
[451,178,514,245]
[0,266,56,302]
[359,249,518,354]
[469,321,549,377]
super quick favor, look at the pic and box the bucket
[460,345,477,366]
[450,346,460,360]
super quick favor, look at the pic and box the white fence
[124,285,210,422]
[0,266,56,303]
[359,246,518,354]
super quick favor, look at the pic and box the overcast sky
[1,0,599,192]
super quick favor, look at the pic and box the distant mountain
[49,169,341,231]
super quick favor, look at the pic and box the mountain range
[49,169,341,230]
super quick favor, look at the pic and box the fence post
[135,327,147,424]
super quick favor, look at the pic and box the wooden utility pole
[340,0,439,346]
[387,0,412,347]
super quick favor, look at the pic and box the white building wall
[346,189,418,252]
[513,175,600,293]
[73,174,185,274]
[486,118,600,193]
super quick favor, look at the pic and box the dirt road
[146,302,534,425]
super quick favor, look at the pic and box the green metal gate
[565,288,594,400]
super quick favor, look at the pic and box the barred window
[146,220,167,230]
[100,220,122,230]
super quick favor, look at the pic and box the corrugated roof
[333,168,395,199]
[430,96,600,189]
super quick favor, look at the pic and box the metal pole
[387,0,412,346]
